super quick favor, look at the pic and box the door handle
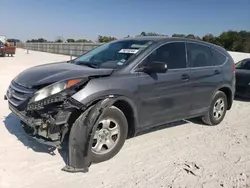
[214,70,220,75]
[181,74,189,81]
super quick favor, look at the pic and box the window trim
[130,41,188,73]
[185,41,228,69]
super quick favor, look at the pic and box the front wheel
[91,106,128,163]
[202,91,228,126]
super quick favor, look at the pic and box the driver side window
[143,42,187,69]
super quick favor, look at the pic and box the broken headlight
[30,79,84,103]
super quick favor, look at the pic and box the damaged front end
[62,96,117,173]
[7,90,85,148]
[4,78,88,147]
[15,97,84,147]
[5,79,118,173]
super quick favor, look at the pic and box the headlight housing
[30,79,83,103]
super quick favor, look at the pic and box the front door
[135,42,192,128]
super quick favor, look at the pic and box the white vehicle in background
[0,35,6,44]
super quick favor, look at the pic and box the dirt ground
[1,49,250,188]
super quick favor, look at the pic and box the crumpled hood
[14,62,114,88]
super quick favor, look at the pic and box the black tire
[91,106,128,163]
[202,91,228,126]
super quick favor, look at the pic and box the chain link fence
[17,43,103,56]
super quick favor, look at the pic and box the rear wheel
[202,91,227,126]
[91,106,128,163]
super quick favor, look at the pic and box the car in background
[0,41,6,57]
[5,41,16,56]
[0,41,16,57]
[5,37,235,168]
[235,58,250,98]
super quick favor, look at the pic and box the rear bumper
[5,46,16,54]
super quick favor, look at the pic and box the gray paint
[14,62,113,88]
[10,37,235,130]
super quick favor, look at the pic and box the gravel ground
[1,49,250,188]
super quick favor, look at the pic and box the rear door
[186,42,223,116]
[135,42,192,128]
[236,59,250,94]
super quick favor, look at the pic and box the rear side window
[149,42,187,69]
[186,42,212,67]
[211,48,227,65]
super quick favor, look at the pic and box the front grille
[6,81,36,108]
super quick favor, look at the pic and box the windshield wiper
[83,63,98,68]
[75,61,99,68]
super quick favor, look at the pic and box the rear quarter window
[211,48,227,65]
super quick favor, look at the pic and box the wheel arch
[218,86,233,110]
[86,95,139,138]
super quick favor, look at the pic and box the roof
[117,36,169,42]
[117,36,213,45]
[115,36,227,52]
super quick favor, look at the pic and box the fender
[87,94,138,120]
[85,94,139,136]
[210,84,234,109]
[62,95,134,173]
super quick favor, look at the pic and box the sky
[1,0,250,42]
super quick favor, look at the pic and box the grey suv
[4,37,235,172]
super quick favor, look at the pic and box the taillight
[232,61,236,73]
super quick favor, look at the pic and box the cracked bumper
[8,103,72,148]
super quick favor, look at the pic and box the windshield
[235,60,243,69]
[71,39,154,69]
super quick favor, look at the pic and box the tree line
[26,35,118,43]
[25,30,250,53]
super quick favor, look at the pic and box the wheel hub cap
[92,119,120,155]
[99,129,110,141]
[213,98,225,120]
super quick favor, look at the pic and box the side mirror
[135,61,168,73]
